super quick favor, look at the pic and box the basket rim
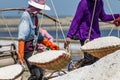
[82,45,120,58]
[29,53,71,65]
[82,45,120,51]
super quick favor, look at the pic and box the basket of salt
[81,36,120,58]
[0,64,24,80]
[28,50,71,70]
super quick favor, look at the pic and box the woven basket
[29,51,71,70]
[82,45,120,58]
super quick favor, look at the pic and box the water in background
[0,29,120,39]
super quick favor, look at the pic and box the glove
[42,38,59,50]
[113,17,120,27]
[18,40,25,64]
[64,37,71,49]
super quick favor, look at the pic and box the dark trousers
[24,51,43,80]
[80,40,99,67]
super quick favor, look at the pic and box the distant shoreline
[0,17,117,30]
[0,17,73,26]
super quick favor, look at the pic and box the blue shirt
[18,11,43,42]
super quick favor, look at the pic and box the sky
[0,0,120,17]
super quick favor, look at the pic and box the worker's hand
[113,17,120,27]
[64,37,71,49]
[18,57,25,64]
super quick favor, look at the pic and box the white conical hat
[28,0,50,10]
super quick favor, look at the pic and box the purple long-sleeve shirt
[67,0,119,41]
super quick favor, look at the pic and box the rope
[106,0,115,20]
[50,0,66,41]
[106,0,120,37]
[87,0,120,40]
[55,22,59,44]
[0,12,17,50]
[50,0,71,53]
[86,0,97,43]
[32,6,45,55]
[0,13,15,43]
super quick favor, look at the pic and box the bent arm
[99,1,119,22]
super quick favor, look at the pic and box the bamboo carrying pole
[0,8,61,24]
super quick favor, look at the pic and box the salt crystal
[81,36,120,50]
[50,50,120,80]
[28,50,69,63]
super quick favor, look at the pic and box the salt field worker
[64,0,120,67]
[18,0,59,80]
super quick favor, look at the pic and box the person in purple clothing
[64,0,120,67]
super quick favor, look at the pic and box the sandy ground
[20,67,68,80]
[21,71,30,80]
[21,70,42,80]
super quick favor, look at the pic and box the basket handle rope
[106,0,120,37]
[50,0,67,50]
[0,12,16,47]
[65,43,71,54]
[86,0,119,43]
[85,0,97,44]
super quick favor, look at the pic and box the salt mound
[0,64,23,79]
[28,50,69,63]
[50,50,120,80]
[81,36,120,50]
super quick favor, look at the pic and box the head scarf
[26,5,41,14]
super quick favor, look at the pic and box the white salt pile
[0,64,23,79]
[28,50,69,63]
[50,50,120,80]
[81,36,120,50]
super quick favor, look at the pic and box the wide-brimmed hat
[28,0,50,10]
